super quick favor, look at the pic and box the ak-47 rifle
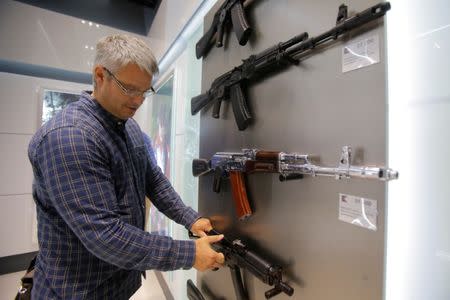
[191,2,391,130]
[193,146,399,220]
[189,230,294,299]
[196,0,252,59]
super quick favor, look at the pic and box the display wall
[196,1,391,299]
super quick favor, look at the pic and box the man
[28,34,224,299]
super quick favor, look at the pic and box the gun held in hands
[189,230,294,299]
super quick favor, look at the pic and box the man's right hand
[193,234,225,271]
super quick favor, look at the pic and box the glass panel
[179,29,202,215]
[147,75,174,236]
[162,24,204,300]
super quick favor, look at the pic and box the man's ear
[93,65,105,87]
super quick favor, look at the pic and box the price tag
[339,193,378,231]
[342,34,380,73]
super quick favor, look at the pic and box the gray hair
[93,34,159,87]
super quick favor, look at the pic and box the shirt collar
[80,91,127,130]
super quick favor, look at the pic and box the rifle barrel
[286,2,390,58]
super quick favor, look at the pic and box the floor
[0,270,166,299]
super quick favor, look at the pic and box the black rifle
[189,230,294,299]
[187,279,206,300]
[191,2,391,130]
[196,0,252,59]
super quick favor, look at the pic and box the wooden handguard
[255,150,279,160]
[229,171,252,220]
[245,151,280,174]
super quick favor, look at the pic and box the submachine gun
[193,146,399,220]
[189,229,294,299]
[196,0,252,59]
[191,2,391,130]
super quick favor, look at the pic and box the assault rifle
[191,2,391,130]
[189,229,294,299]
[193,146,399,220]
[196,0,252,59]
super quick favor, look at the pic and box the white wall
[146,0,203,60]
[0,73,90,257]
[0,0,142,257]
[385,0,450,299]
[0,0,159,73]
[0,0,205,70]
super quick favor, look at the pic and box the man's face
[95,63,152,120]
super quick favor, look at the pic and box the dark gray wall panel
[197,1,388,299]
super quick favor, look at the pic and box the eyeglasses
[103,67,155,98]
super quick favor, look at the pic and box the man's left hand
[190,218,213,237]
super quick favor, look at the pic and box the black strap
[15,256,36,300]
[26,256,36,273]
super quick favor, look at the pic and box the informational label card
[339,193,378,231]
[342,34,380,73]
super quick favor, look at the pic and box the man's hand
[193,234,225,271]
[190,218,213,237]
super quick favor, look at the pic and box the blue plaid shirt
[28,92,198,299]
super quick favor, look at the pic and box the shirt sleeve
[34,126,195,271]
[144,140,200,231]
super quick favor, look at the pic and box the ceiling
[16,0,162,36]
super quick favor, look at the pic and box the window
[41,89,80,124]
[147,75,174,235]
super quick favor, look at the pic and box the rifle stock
[192,158,211,177]
[196,16,219,59]
[191,92,212,115]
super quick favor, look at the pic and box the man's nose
[130,95,145,105]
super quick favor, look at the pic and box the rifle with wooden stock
[193,146,398,220]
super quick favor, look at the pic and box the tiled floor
[0,270,166,299]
